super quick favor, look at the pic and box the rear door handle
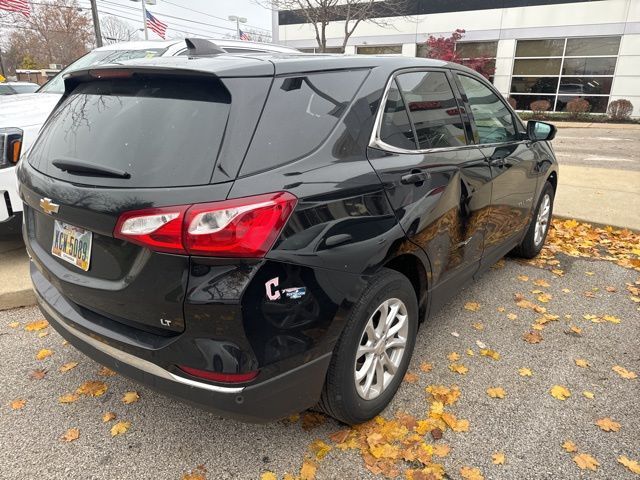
[401,170,430,185]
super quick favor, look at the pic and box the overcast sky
[94,0,274,40]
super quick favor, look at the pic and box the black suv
[19,46,558,424]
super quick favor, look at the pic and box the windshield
[39,48,167,94]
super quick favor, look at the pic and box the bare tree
[262,0,411,52]
[101,15,138,44]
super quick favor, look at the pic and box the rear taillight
[114,192,297,257]
[0,127,23,169]
[178,365,258,383]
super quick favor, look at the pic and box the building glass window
[357,45,402,55]
[509,36,620,113]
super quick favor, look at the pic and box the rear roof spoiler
[185,38,226,56]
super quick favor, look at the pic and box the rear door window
[28,76,231,188]
[379,80,417,150]
[240,69,369,176]
[395,71,467,149]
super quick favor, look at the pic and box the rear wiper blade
[52,158,130,179]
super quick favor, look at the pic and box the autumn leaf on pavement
[612,365,637,379]
[518,368,533,377]
[61,428,79,442]
[583,391,595,399]
[573,453,599,471]
[419,362,433,373]
[449,363,468,375]
[404,371,419,383]
[618,456,640,475]
[426,385,461,405]
[517,275,529,282]
[76,381,108,397]
[102,412,117,423]
[595,417,621,432]
[300,459,317,480]
[574,359,590,368]
[464,302,481,312]
[329,429,350,445]
[460,466,484,480]
[486,387,506,399]
[310,440,332,460]
[97,366,117,377]
[301,412,325,431]
[260,473,277,480]
[523,331,542,344]
[59,362,79,373]
[30,369,47,380]
[8,321,19,328]
[25,319,49,331]
[567,325,582,335]
[110,421,131,437]
[550,385,571,400]
[533,279,550,288]
[447,352,460,362]
[122,391,140,404]
[492,452,506,465]
[562,440,578,453]
[507,313,518,320]
[181,465,207,480]
[479,349,500,360]
[36,349,53,360]
[10,399,26,410]
[59,393,80,404]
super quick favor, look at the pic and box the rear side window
[395,71,466,149]
[379,81,416,150]
[28,76,230,188]
[240,69,369,176]
[457,74,518,144]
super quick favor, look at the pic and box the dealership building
[273,0,640,116]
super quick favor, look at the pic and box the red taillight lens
[178,365,258,383]
[113,192,297,257]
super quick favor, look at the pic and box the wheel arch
[383,252,430,321]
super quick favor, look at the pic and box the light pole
[228,15,247,40]
[130,0,156,40]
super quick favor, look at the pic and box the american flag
[0,0,30,16]
[239,29,251,41]
[145,10,167,39]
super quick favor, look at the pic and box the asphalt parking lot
[2,244,638,479]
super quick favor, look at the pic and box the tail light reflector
[178,365,258,383]
[114,192,296,257]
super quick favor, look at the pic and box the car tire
[317,268,418,425]
[513,181,555,259]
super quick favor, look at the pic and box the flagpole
[140,0,148,40]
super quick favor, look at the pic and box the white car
[0,82,40,96]
[0,38,298,232]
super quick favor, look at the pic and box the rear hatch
[20,61,273,334]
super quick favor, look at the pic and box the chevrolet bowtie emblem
[40,197,60,215]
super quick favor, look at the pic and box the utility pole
[89,0,103,47]
[228,15,247,40]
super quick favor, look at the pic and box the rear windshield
[28,76,230,188]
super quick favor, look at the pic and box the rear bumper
[32,264,331,423]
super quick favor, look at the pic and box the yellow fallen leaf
[433,444,451,457]
[486,387,506,399]
[464,302,481,312]
[575,359,589,368]
[460,466,484,480]
[61,428,80,442]
[562,440,578,453]
[497,306,506,312]
[447,352,460,362]
[618,456,640,475]
[523,331,542,344]
[102,412,117,423]
[573,453,599,471]
[479,349,500,361]
[583,391,594,399]
[518,367,533,377]
[517,275,529,282]
[507,313,518,320]
[59,362,79,373]
[97,366,117,377]
[25,319,49,331]
[9,321,20,328]
[472,322,484,330]
[38,331,49,338]
[533,279,550,287]
[36,349,53,360]
[10,399,25,410]
[122,391,140,404]
[426,385,461,406]
[261,473,277,480]
[310,440,331,460]
[419,362,433,373]
[585,271,595,276]
[492,452,506,465]
[452,418,470,432]
[595,417,621,432]
[404,371,419,383]
[110,421,131,437]
[569,325,582,335]
[612,365,637,379]
[466,348,474,356]
[449,363,468,375]
[59,393,80,404]
[76,381,108,397]
[550,385,571,400]
[300,459,317,480]
[603,314,621,324]
[181,466,207,480]
[537,293,552,303]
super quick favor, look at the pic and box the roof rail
[185,38,226,56]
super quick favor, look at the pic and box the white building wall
[610,34,640,116]
[493,39,516,96]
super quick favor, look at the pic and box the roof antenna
[185,38,226,56]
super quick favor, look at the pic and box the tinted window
[396,71,466,149]
[379,81,416,150]
[29,76,230,188]
[11,84,39,94]
[241,69,368,175]
[458,74,517,144]
[0,85,14,95]
[515,39,564,57]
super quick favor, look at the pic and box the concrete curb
[0,287,36,312]
[552,214,639,233]
[550,121,640,130]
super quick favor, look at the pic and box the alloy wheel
[534,193,551,246]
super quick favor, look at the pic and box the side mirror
[527,120,557,142]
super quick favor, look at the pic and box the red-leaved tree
[420,29,495,79]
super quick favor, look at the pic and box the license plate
[51,220,92,271]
